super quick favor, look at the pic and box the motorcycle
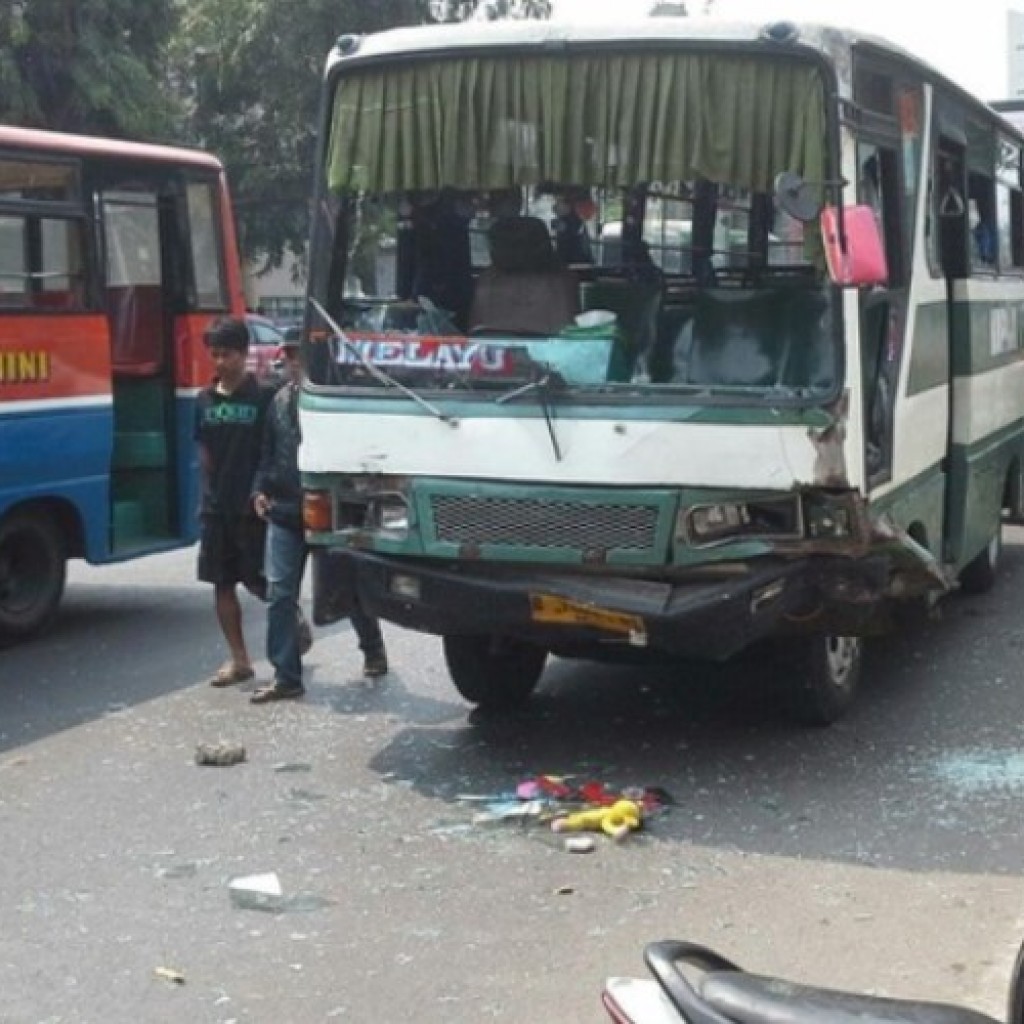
[603,939,1024,1024]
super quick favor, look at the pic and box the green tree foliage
[0,0,178,137]
[426,0,552,20]
[176,0,551,271]
[175,0,427,269]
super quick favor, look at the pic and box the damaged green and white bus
[299,19,1024,724]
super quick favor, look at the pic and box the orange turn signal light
[303,491,333,532]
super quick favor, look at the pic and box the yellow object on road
[550,799,641,841]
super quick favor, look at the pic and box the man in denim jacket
[249,341,388,702]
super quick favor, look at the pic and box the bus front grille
[428,494,660,553]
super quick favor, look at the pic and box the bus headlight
[368,493,410,538]
[332,475,413,539]
[304,490,333,532]
[679,495,801,547]
[687,502,750,543]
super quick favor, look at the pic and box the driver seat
[469,216,580,335]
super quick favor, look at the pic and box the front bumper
[313,549,890,661]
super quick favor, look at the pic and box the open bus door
[99,184,183,554]
[934,136,970,568]
[933,133,1004,590]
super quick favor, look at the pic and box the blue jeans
[266,523,384,687]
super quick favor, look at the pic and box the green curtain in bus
[327,52,827,195]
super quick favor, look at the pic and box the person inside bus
[194,317,275,688]
[969,198,997,268]
[249,339,388,703]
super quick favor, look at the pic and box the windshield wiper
[309,298,459,427]
[495,364,565,461]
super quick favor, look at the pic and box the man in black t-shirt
[194,317,274,687]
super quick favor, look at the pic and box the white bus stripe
[0,395,112,416]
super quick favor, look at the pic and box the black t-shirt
[194,374,274,516]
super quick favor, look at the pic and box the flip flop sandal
[208,664,256,688]
[250,683,305,704]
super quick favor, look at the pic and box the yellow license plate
[529,594,645,638]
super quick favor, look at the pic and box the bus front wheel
[442,634,547,710]
[777,633,863,726]
[0,511,67,640]
[958,523,1002,595]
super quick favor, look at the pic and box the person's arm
[194,394,212,496]
[252,396,277,518]
[198,444,212,483]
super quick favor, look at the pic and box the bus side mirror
[775,170,822,221]
[821,205,888,287]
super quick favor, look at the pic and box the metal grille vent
[429,494,659,551]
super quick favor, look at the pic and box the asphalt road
[4,534,1024,1023]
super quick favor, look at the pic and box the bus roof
[326,17,1013,129]
[0,125,225,172]
[328,18,911,71]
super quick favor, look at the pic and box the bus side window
[0,214,28,306]
[995,139,1024,272]
[0,214,84,310]
[967,172,997,271]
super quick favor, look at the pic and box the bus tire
[0,511,67,640]
[958,523,1002,595]
[777,634,862,726]
[442,634,547,710]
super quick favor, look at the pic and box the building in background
[1009,9,1024,101]
[244,252,307,324]
[997,10,1024,130]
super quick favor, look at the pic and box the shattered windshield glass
[307,50,838,402]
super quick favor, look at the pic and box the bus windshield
[308,46,838,402]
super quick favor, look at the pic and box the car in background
[245,314,287,385]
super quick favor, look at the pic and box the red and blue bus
[0,126,246,639]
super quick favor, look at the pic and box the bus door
[857,137,908,492]
[933,133,970,565]
[934,120,1008,571]
[100,184,181,553]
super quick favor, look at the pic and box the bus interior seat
[33,288,79,311]
[0,286,80,310]
[410,196,474,328]
[468,216,580,335]
[649,305,694,383]
[673,288,834,390]
[580,277,662,378]
[107,284,166,375]
[681,290,780,387]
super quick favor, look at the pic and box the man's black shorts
[197,513,267,590]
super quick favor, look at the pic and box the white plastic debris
[228,872,284,911]
[564,836,596,854]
